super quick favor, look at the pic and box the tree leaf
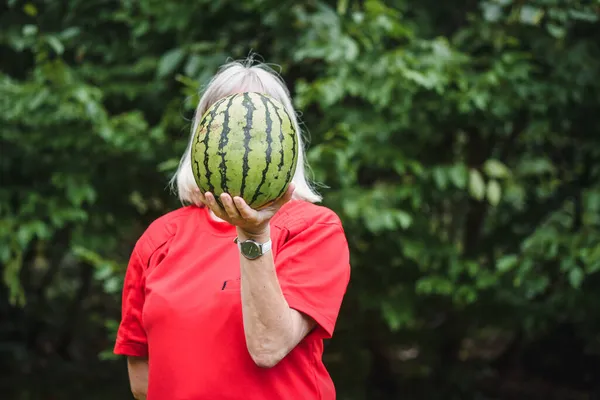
[184,54,202,77]
[517,158,555,176]
[59,27,81,41]
[547,23,566,39]
[497,254,518,273]
[483,159,510,178]
[381,301,402,331]
[482,2,502,22]
[394,210,413,229]
[432,167,448,190]
[569,9,598,23]
[23,3,37,16]
[469,169,486,201]
[449,164,468,189]
[157,48,185,78]
[569,267,585,289]
[487,179,502,206]
[22,24,38,36]
[46,36,64,55]
[568,267,584,288]
[519,5,544,25]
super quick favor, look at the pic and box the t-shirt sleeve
[114,246,148,357]
[275,220,351,339]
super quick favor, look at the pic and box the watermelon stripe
[202,129,214,194]
[217,95,236,195]
[199,96,229,194]
[192,115,206,189]
[271,104,297,201]
[272,102,286,173]
[239,93,256,200]
[192,114,212,192]
[249,95,274,206]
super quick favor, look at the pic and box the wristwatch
[234,237,272,260]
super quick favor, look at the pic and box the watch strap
[261,239,272,254]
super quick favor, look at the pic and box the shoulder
[271,200,344,233]
[271,201,349,258]
[134,206,198,260]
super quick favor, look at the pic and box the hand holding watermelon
[199,183,295,237]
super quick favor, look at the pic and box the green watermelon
[190,92,298,209]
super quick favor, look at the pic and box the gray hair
[171,59,322,206]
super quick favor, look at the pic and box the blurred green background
[2,0,600,399]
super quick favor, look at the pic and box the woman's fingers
[221,193,242,220]
[206,188,290,233]
[192,187,207,206]
[204,192,225,217]
[233,196,258,221]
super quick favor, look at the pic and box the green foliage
[2,0,600,398]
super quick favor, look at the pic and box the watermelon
[190,92,298,209]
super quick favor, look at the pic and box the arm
[202,186,315,368]
[237,228,316,368]
[127,356,149,400]
[114,241,162,396]
[202,185,349,368]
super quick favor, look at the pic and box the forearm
[127,356,148,399]
[237,227,313,367]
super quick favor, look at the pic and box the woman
[114,58,351,400]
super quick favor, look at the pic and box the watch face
[240,241,261,259]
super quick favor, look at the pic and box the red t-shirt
[114,199,351,400]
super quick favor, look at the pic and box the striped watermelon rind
[190,92,298,209]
